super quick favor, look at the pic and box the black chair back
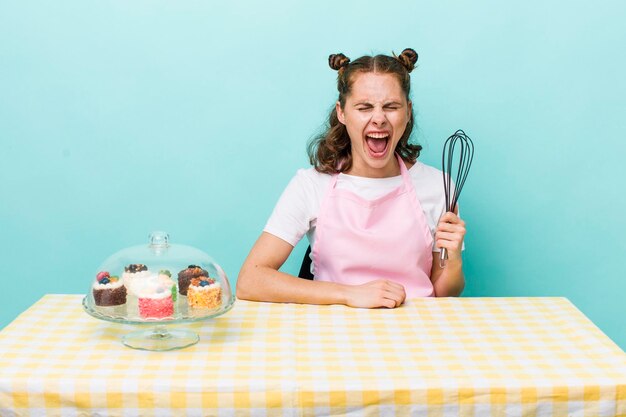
[298,246,314,280]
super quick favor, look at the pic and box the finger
[439,212,464,225]
[382,281,406,300]
[391,291,406,307]
[370,281,405,308]
[385,282,406,305]
[440,211,457,221]
[437,222,466,233]
[435,234,465,248]
[374,280,404,300]
[388,292,404,308]
[382,279,405,292]
[435,231,465,242]
[382,288,404,308]
[436,234,463,248]
[380,298,397,309]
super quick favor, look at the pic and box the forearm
[432,256,465,297]
[236,264,348,305]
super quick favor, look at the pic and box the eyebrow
[353,101,404,107]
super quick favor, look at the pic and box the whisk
[440,130,474,267]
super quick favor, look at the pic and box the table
[0,295,624,416]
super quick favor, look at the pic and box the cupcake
[122,264,150,290]
[187,277,222,309]
[177,265,208,296]
[132,273,176,319]
[92,271,126,306]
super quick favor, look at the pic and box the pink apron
[312,154,435,298]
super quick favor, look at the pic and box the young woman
[237,49,466,308]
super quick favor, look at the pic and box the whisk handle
[439,248,448,268]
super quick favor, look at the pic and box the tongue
[367,137,387,153]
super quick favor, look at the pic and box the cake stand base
[122,325,199,351]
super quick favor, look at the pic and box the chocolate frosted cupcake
[92,271,127,306]
[177,265,208,296]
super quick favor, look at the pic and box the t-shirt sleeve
[263,169,318,247]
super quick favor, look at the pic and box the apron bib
[312,154,434,298]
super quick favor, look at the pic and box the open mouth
[365,132,390,158]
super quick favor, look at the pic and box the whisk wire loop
[440,130,474,268]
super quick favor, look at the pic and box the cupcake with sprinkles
[92,271,127,306]
[187,277,222,309]
[177,265,209,296]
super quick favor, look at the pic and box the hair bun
[328,53,351,71]
[397,48,418,73]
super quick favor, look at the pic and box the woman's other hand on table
[343,280,406,309]
[238,233,406,308]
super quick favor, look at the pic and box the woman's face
[337,72,412,178]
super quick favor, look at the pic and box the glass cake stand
[82,232,236,351]
[82,296,235,351]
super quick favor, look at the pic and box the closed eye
[384,102,403,110]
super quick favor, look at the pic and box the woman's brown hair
[307,48,421,174]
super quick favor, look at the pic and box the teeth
[367,133,389,139]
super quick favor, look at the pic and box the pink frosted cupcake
[131,271,176,319]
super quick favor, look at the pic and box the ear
[407,100,412,120]
[336,101,346,125]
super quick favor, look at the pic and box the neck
[346,157,402,178]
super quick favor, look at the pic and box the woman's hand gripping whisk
[436,209,466,267]
[440,130,474,267]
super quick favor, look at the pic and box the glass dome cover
[83,231,235,324]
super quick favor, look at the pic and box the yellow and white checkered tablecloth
[0,295,624,416]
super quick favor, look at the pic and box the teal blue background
[1,1,624,349]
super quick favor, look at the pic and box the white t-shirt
[264,160,452,253]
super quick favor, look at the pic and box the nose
[371,106,387,126]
